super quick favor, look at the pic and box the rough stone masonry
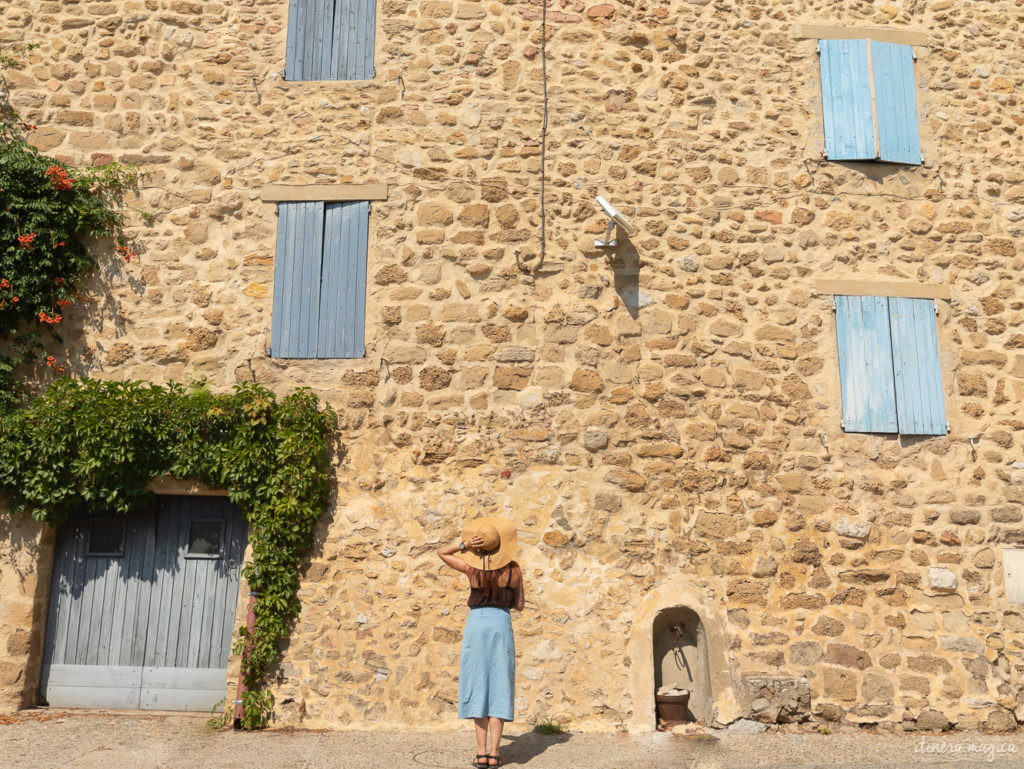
[1,0,1024,734]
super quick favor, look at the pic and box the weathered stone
[937,635,984,655]
[604,469,646,492]
[835,519,870,540]
[826,643,871,670]
[493,366,531,390]
[789,642,822,666]
[726,718,766,734]
[811,617,845,637]
[419,366,453,391]
[822,667,858,701]
[184,327,218,351]
[983,708,1017,733]
[949,510,981,525]
[104,343,134,366]
[751,556,777,578]
[928,567,958,592]
[569,369,604,393]
[494,346,535,363]
[744,676,811,724]
[914,709,950,731]
[582,429,608,452]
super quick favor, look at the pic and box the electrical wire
[537,0,548,274]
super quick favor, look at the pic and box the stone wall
[0,515,54,712]
[2,0,1024,732]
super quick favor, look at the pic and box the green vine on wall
[0,379,337,729]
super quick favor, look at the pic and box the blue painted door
[41,496,247,711]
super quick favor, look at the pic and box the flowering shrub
[0,44,138,409]
[0,122,137,337]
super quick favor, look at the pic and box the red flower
[11,297,18,303]
[17,233,36,248]
[0,279,9,289]
[45,165,74,191]
[53,242,65,249]
[54,277,64,286]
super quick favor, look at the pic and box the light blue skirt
[458,607,515,721]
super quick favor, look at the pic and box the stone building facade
[2,0,1024,733]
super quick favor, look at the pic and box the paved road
[3,711,1024,769]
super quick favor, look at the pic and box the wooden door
[41,496,247,711]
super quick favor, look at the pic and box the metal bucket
[655,691,691,724]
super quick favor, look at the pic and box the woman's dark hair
[469,560,517,603]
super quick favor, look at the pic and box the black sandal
[473,755,489,768]
[487,756,500,767]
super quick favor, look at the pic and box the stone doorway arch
[626,576,747,732]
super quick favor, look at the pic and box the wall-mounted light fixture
[594,196,638,248]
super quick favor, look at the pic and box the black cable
[536,0,548,275]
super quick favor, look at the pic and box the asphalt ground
[3,711,1024,769]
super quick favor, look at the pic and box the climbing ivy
[0,378,337,729]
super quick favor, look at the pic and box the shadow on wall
[610,231,641,321]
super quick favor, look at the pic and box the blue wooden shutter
[271,201,324,358]
[819,39,877,160]
[887,297,946,435]
[870,41,922,165]
[331,0,376,80]
[317,201,368,358]
[285,0,309,80]
[835,295,898,433]
[286,0,375,80]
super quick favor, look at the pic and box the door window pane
[187,520,223,557]
[87,517,125,556]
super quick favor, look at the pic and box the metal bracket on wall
[594,218,617,248]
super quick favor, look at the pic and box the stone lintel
[814,279,950,301]
[795,23,928,47]
[260,183,388,202]
[146,476,229,496]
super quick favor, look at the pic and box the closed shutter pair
[835,296,946,436]
[285,0,376,81]
[819,39,922,165]
[271,201,368,359]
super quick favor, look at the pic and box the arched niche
[626,576,747,732]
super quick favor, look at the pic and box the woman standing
[437,517,524,768]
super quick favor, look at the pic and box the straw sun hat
[459,516,517,571]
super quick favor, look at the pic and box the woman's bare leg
[473,718,488,762]
[487,718,504,764]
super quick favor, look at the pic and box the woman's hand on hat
[466,534,485,550]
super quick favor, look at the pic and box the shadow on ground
[500,731,572,765]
